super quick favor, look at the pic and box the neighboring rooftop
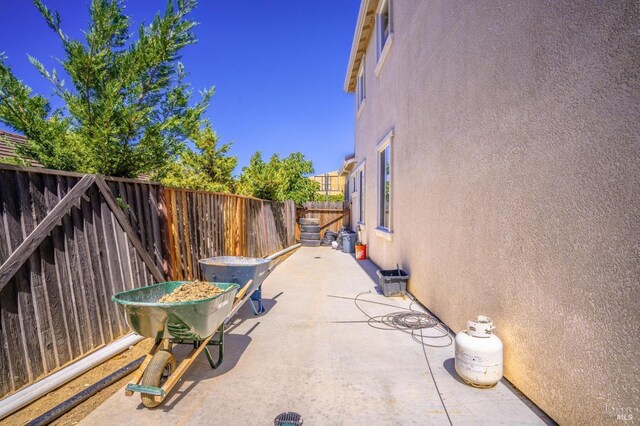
[0,130,43,167]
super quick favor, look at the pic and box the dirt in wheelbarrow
[2,339,155,426]
[159,280,223,303]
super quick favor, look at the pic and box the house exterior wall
[350,1,639,424]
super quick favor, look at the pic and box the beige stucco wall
[351,1,639,424]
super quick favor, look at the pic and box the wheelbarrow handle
[233,279,253,306]
[266,258,282,274]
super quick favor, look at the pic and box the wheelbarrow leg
[125,338,163,396]
[204,323,224,369]
[248,285,264,315]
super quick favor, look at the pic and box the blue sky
[0,0,359,174]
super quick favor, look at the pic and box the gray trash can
[342,233,357,253]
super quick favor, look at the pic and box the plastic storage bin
[376,269,409,296]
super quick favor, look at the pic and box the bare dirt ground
[1,339,154,426]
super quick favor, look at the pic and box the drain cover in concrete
[274,412,303,425]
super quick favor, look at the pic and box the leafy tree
[238,152,319,205]
[161,123,237,192]
[0,0,215,178]
[315,193,346,202]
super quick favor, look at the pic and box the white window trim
[356,98,366,118]
[374,34,393,76]
[354,160,366,226]
[375,0,393,76]
[376,129,394,239]
[356,58,366,117]
[351,191,359,226]
[376,128,394,152]
[375,227,393,240]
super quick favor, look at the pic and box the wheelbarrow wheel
[140,350,176,408]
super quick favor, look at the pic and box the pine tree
[161,123,237,192]
[0,0,223,178]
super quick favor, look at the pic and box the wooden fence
[0,165,295,398]
[301,201,350,233]
[164,188,296,280]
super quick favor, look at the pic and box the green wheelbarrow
[112,280,243,408]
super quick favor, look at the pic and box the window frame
[376,129,394,239]
[375,0,393,76]
[355,57,366,117]
[353,161,366,226]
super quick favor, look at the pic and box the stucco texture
[351,1,640,424]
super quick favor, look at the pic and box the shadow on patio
[81,246,553,425]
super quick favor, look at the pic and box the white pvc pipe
[0,244,301,420]
[0,333,143,421]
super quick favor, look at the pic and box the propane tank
[455,315,503,388]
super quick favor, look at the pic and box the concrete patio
[81,247,551,425]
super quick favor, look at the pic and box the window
[323,175,333,192]
[352,162,365,225]
[375,0,393,75]
[379,1,390,48]
[378,145,390,228]
[358,169,365,224]
[356,60,366,114]
[376,130,393,233]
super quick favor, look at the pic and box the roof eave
[338,155,357,176]
[344,0,377,93]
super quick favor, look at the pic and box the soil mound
[159,280,223,303]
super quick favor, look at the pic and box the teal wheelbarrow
[112,280,243,407]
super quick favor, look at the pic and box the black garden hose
[26,356,145,426]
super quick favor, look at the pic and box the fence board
[67,194,94,353]
[81,187,110,346]
[48,176,78,361]
[89,186,117,341]
[16,172,51,379]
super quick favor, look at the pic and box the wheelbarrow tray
[199,256,271,297]
[112,281,239,340]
